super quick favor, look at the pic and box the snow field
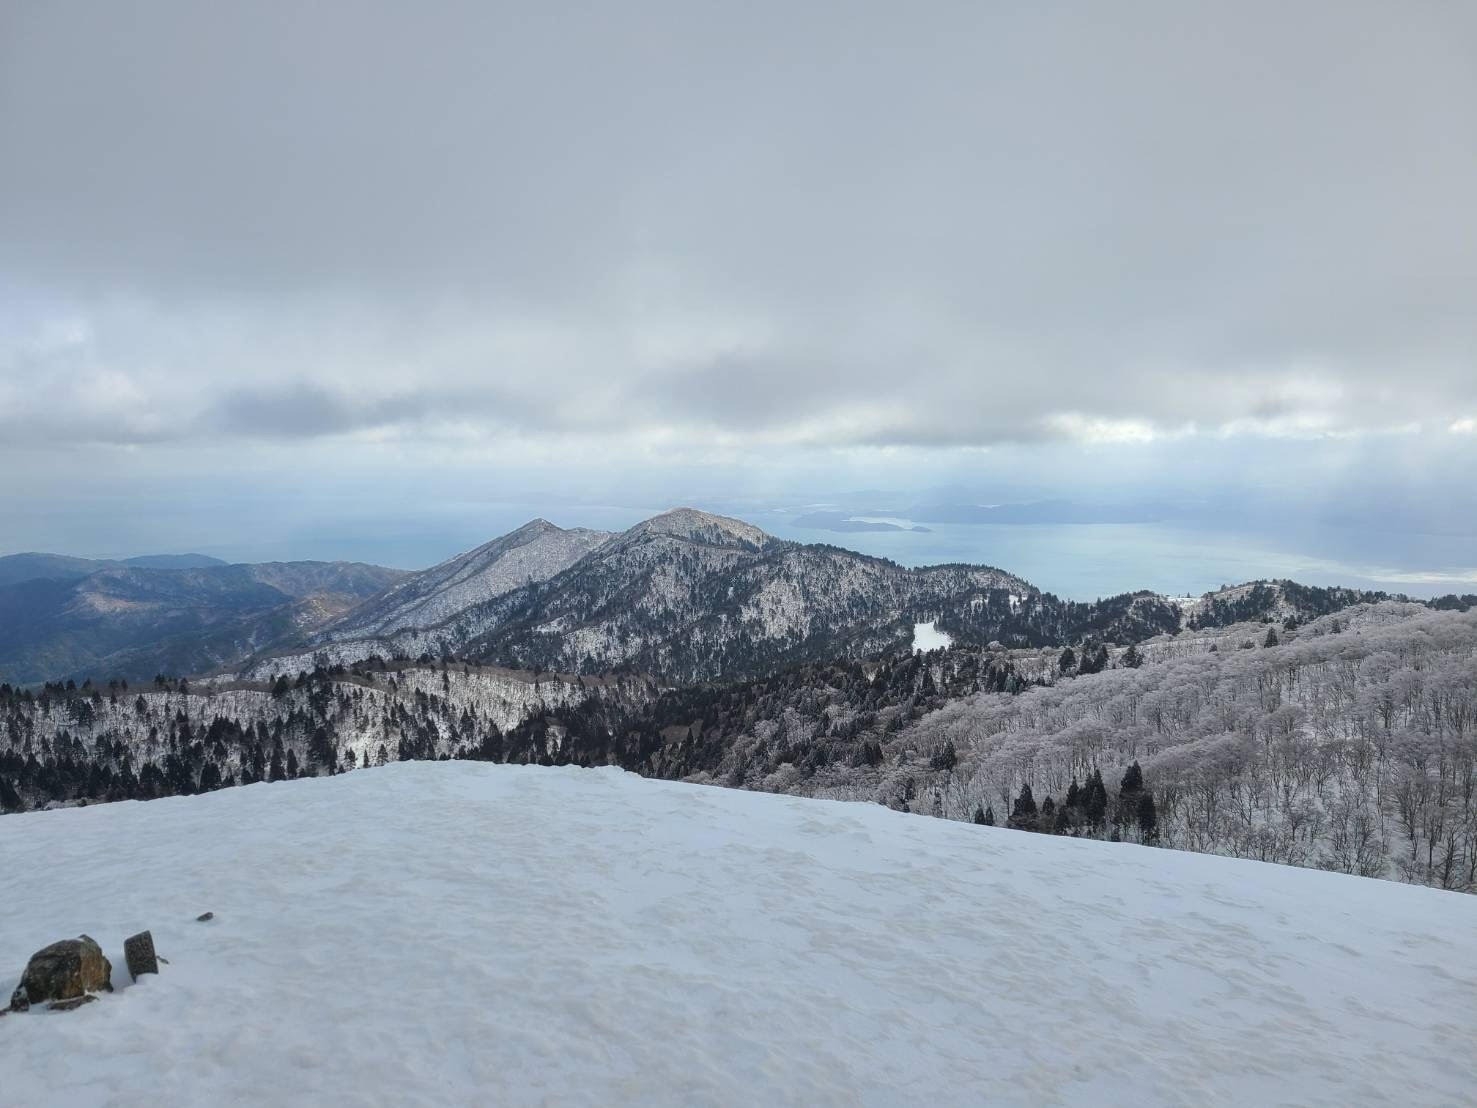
[3,762,1475,1106]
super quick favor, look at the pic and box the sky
[2,1,1474,594]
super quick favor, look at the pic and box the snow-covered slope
[4,764,1474,1105]
[234,520,613,676]
[318,519,612,642]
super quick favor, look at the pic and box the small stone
[196,911,214,922]
[9,984,29,1012]
[17,936,112,1005]
[49,994,97,1012]
[124,931,159,980]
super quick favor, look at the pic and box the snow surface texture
[912,620,954,653]
[5,765,1476,1106]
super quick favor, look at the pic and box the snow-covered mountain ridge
[4,762,1474,1105]
[2,507,1440,688]
[248,509,1404,685]
[261,508,1041,682]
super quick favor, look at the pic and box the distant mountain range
[0,551,226,588]
[0,560,405,684]
[1,507,1443,687]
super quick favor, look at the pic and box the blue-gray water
[759,519,1473,601]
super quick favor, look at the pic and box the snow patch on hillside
[4,764,1474,1105]
[912,620,953,652]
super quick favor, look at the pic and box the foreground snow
[3,765,1475,1106]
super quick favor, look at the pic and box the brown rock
[124,930,158,980]
[17,935,112,1005]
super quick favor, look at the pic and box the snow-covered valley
[4,763,1475,1105]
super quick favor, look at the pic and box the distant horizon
[7,501,1473,604]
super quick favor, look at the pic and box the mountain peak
[510,518,561,536]
[631,508,773,550]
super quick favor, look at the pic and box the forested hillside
[0,662,649,808]
[616,602,1477,891]
[905,603,1477,889]
[6,598,1474,893]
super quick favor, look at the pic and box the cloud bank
[2,0,1474,454]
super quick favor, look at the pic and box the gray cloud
[211,384,430,439]
[1,1,1474,458]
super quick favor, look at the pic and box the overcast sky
[2,1,1474,587]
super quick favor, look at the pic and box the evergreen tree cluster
[994,762,1156,843]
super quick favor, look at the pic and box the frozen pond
[912,620,954,653]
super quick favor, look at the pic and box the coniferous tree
[1137,792,1158,842]
[1120,761,1144,793]
[1084,769,1108,831]
[1037,795,1058,833]
[1008,784,1038,830]
[1115,761,1145,829]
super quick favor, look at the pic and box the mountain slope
[319,518,612,642]
[5,762,1474,1105]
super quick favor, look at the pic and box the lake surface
[758,517,1477,601]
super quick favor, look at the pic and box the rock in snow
[2,763,1475,1105]
[14,935,113,1008]
[124,931,159,980]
